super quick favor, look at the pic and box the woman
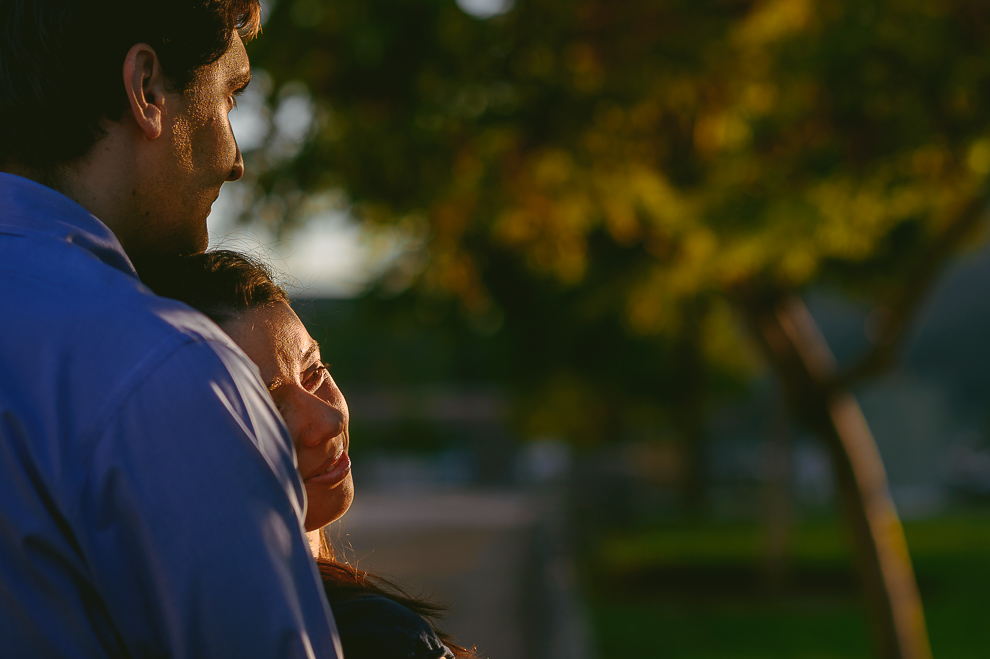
[140,250,476,659]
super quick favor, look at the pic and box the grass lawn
[586,510,990,658]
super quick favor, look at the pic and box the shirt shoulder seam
[74,334,253,474]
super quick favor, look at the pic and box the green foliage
[587,513,990,657]
[246,0,990,441]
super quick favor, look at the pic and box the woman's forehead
[265,303,320,368]
[223,301,319,385]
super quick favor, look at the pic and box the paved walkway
[327,487,592,659]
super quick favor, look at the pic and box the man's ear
[122,44,167,140]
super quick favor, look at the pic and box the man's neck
[6,130,144,253]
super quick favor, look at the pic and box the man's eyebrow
[230,70,252,92]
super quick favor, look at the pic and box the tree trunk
[738,293,931,659]
[821,393,930,659]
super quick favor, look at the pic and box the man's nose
[227,140,244,181]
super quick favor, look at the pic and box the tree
[244,1,990,656]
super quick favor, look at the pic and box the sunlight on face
[146,31,250,256]
[223,301,353,531]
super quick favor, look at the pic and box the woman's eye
[305,363,330,390]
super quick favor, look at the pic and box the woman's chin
[304,474,354,532]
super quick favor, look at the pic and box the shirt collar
[0,172,137,277]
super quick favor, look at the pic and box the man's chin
[127,230,209,275]
[184,228,211,256]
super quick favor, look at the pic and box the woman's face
[223,301,353,531]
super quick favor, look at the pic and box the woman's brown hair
[316,557,477,658]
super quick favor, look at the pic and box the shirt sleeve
[70,338,343,659]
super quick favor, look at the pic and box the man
[0,2,342,656]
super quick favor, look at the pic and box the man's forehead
[228,67,252,90]
[186,32,250,90]
[220,35,252,84]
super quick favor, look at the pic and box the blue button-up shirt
[0,173,342,658]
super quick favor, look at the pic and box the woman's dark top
[330,594,456,659]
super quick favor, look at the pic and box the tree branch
[834,186,990,389]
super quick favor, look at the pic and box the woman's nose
[285,392,345,449]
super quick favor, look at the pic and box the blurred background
[211,0,990,656]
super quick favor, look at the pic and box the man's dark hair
[0,0,261,171]
[138,249,289,324]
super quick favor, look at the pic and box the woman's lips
[304,451,351,487]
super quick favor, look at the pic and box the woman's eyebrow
[300,342,320,364]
